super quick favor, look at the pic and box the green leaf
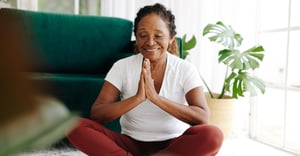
[203,21,243,49]
[232,79,239,98]
[248,76,266,95]
[182,51,188,59]
[242,45,265,70]
[228,71,266,98]
[182,34,197,59]
[218,45,265,70]
[224,72,238,92]
[218,49,244,69]
[182,34,197,51]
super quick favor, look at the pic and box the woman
[67,3,223,156]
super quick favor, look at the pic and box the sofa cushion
[30,73,103,117]
[30,73,121,132]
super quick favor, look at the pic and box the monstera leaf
[203,21,243,49]
[218,45,265,70]
[224,71,266,98]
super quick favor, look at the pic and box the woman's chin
[141,51,165,60]
[142,52,155,58]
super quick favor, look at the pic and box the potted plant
[182,21,266,138]
[202,21,265,99]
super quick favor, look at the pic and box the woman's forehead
[137,14,169,32]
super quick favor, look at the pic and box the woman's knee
[67,118,88,138]
[187,124,224,148]
[66,118,102,140]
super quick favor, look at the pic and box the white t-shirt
[105,52,203,141]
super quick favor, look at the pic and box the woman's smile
[143,47,160,52]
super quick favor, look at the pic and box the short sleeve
[104,61,123,91]
[182,63,203,94]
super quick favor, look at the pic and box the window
[0,0,17,8]
[38,0,101,15]
[38,0,75,14]
[3,0,101,16]
[253,0,300,154]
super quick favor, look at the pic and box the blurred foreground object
[0,97,78,156]
[0,8,78,156]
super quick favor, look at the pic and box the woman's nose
[146,37,156,45]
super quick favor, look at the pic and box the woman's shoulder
[167,52,195,69]
[114,53,143,66]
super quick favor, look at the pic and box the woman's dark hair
[133,3,178,56]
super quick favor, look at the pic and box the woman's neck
[150,54,167,71]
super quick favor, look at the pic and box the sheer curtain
[101,0,258,94]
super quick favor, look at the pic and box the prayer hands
[136,58,159,102]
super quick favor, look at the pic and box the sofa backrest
[0,8,133,75]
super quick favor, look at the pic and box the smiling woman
[66,3,223,156]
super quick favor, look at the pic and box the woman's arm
[90,75,146,124]
[150,87,210,125]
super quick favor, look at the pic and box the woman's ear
[167,36,179,56]
[169,36,176,45]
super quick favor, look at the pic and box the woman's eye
[138,34,147,38]
[137,33,163,39]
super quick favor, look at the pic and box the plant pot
[205,93,236,139]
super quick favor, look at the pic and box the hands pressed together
[136,58,160,104]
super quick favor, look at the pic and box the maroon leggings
[67,118,223,156]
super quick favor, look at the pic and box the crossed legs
[67,118,223,156]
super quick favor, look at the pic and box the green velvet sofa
[1,8,134,132]
[0,8,182,147]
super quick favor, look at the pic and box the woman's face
[135,13,175,61]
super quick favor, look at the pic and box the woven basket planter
[206,93,236,139]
